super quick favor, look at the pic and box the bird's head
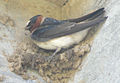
[25,15,43,33]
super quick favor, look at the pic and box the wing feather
[31,16,107,42]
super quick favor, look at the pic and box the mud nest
[8,40,91,83]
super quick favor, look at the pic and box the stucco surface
[0,0,119,83]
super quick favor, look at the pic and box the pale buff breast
[32,28,89,50]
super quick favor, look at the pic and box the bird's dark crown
[25,15,43,32]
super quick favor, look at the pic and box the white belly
[32,29,89,50]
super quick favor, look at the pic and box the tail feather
[66,8,105,23]
[73,16,108,32]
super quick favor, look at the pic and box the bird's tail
[52,16,108,38]
[67,8,105,23]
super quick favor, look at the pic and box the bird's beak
[25,26,30,30]
[24,26,31,35]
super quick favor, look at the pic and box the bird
[25,8,107,60]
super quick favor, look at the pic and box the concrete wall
[0,0,119,83]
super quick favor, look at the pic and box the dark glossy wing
[64,8,105,23]
[40,8,105,26]
[31,16,107,42]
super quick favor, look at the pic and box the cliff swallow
[25,8,107,60]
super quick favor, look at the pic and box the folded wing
[31,16,107,42]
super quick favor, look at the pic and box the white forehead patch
[26,20,30,26]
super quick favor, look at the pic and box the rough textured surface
[0,0,119,83]
[69,0,120,83]
[7,40,92,83]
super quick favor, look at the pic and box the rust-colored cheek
[30,16,43,32]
